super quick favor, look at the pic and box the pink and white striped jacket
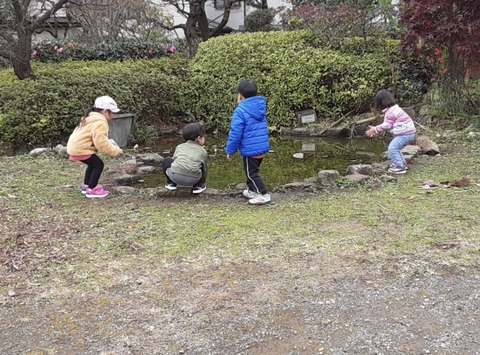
[374,104,416,136]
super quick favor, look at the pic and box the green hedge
[188,30,392,130]
[0,56,190,148]
[0,30,431,148]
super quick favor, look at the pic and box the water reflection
[138,134,386,190]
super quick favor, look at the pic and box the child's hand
[226,154,233,160]
[365,126,377,137]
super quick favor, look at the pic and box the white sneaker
[248,193,271,205]
[242,189,257,199]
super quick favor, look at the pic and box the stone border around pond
[28,135,441,198]
[108,142,436,197]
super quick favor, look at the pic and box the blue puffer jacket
[225,96,270,157]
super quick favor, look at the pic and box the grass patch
[1,141,480,297]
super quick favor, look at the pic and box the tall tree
[66,0,172,44]
[400,0,480,81]
[158,0,238,56]
[0,0,70,79]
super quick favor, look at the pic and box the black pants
[81,154,104,188]
[162,157,205,187]
[243,156,267,195]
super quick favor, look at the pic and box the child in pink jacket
[366,89,416,174]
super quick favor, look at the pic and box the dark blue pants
[243,156,267,195]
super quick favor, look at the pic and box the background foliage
[0,56,189,148]
[187,30,430,131]
[31,39,175,62]
[0,30,438,148]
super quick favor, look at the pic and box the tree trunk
[447,44,465,83]
[13,28,35,80]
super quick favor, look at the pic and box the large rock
[345,164,374,176]
[402,144,421,156]
[273,181,318,192]
[415,136,440,155]
[317,170,340,186]
[137,166,157,175]
[136,153,164,166]
[29,148,48,156]
[344,174,371,184]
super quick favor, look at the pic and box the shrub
[425,80,480,123]
[188,31,391,131]
[31,39,176,63]
[0,56,190,148]
[245,9,277,32]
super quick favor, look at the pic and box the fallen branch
[318,110,355,136]
[351,116,376,126]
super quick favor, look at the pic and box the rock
[136,153,164,166]
[293,152,304,159]
[137,166,156,175]
[344,174,371,184]
[317,170,340,186]
[345,164,373,176]
[123,159,138,175]
[273,181,318,192]
[116,174,142,186]
[415,136,440,155]
[29,148,48,156]
[371,162,389,174]
[290,128,310,136]
[402,144,422,156]
[53,144,68,157]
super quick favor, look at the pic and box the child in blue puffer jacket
[225,79,271,205]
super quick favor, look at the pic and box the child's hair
[182,122,206,142]
[237,79,258,98]
[77,107,104,127]
[374,89,396,112]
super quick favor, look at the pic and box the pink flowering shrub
[31,40,181,63]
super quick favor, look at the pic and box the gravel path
[1,259,479,355]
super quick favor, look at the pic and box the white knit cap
[94,96,120,113]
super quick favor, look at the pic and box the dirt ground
[1,148,480,354]
[1,193,479,355]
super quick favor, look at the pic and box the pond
[136,134,387,191]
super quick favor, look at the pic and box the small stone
[8,290,16,297]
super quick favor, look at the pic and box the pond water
[136,134,387,190]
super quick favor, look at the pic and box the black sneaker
[192,184,206,194]
[165,183,177,191]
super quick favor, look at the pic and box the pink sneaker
[85,185,109,198]
[82,184,102,194]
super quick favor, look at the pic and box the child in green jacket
[162,123,208,194]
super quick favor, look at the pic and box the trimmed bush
[245,8,277,32]
[188,30,391,130]
[31,39,176,63]
[0,56,190,148]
